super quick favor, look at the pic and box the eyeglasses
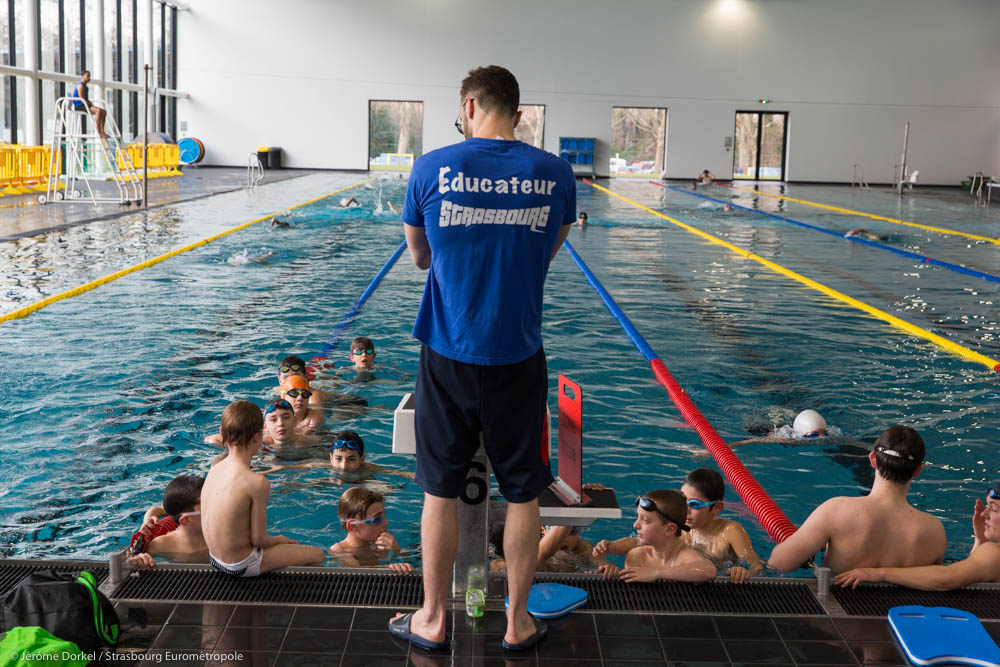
[265,399,293,415]
[343,512,384,528]
[636,496,688,532]
[278,363,303,374]
[332,439,363,453]
[454,97,473,136]
[351,349,374,356]
[686,498,718,510]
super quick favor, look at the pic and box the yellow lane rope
[0,178,374,325]
[725,183,1000,246]
[586,179,1000,373]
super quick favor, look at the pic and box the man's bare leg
[503,498,541,645]
[391,493,456,644]
[92,108,108,138]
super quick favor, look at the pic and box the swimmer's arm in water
[362,462,416,480]
[404,223,431,270]
[724,520,765,583]
[139,505,166,535]
[592,536,638,558]
[264,460,327,474]
[537,526,572,566]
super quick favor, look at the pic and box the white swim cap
[793,410,827,437]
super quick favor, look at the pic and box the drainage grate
[0,563,108,596]
[834,584,1000,619]
[535,575,826,615]
[111,568,424,607]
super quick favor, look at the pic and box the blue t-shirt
[71,81,87,110]
[403,138,576,365]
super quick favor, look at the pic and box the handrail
[851,163,870,190]
[247,152,264,188]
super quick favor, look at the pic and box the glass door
[733,111,788,180]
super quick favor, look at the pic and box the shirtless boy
[681,468,764,583]
[128,475,208,569]
[329,487,412,573]
[281,375,324,432]
[618,490,715,583]
[201,400,325,576]
[768,425,945,573]
[266,430,415,480]
[836,482,1000,590]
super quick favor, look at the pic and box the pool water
[1,175,997,574]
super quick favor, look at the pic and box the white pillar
[24,0,40,144]
[92,0,105,103]
[144,0,154,136]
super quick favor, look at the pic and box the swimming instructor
[389,65,575,651]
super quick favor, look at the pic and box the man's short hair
[82,70,90,76]
[163,475,204,516]
[685,467,725,502]
[338,486,383,521]
[872,425,925,484]
[220,400,263,450]
[279,355,307,371]
[350,337,375,353]
[460,66,519,118]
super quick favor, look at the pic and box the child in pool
[329,487,412,573]
[265,430,415,481]
[619,490,715,583]
[128,475,208,569]
[280,375,324,432]
[262,399,322,449]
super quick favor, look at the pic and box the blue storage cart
[559,137,595,177]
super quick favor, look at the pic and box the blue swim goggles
[264,399,293,415]
[987,483,1000,500]
[342,512,384,528]
[686,498,718,510]
[332,439,363,454]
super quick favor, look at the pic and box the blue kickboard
[888,606,1000,667]
[505,583,588,619]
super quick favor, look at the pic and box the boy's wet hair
[331,430,364,457]
[873,425,925,485]
[338,486,384,522]
[163,475,204,516]
[221,400,263,450]
[685,468,724,503]
[279,355,307,370]
[350,337,375,353]
[460,65,519,118]
[642,489,689,533]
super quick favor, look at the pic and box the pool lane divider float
[723,183,1000,246]
[307,241,408,373]
[584,179,1000,374]
[651,181,1000,284]
[562,239,798,543]
[0,178,375,325]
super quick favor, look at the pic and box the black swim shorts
[414,344,554,503]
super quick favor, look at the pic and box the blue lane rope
[562,240,657,362]
[662,185,1000,284]
[317,241,408,358]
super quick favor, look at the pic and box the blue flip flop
[502,619,548,651]
[387,613,451,651]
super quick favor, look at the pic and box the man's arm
[404,223,431,270]
[550,223,572,262]
[767,501,834,572]
[834,543,1000,591]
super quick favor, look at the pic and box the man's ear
[512,109,523,129]
[912,462,924,479]
[868,450,878,469]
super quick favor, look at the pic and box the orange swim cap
[280,375,311,393]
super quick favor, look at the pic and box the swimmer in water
[729,409,833,447]
[269,217,290,228]
[845,228,886,241]
[723,204,733,212]
[329,487,412,572]
[227,249,274,265]
[280,375,324,433]
[577,211,588,225]
[340,196,361,208]
[387,201,399,214]
[265,431,415,480]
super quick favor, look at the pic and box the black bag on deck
[0,570,119,653]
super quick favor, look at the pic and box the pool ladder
[247,152,264,188]
[851,164,870,190]
[970,172,998,207]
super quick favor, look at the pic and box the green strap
[76,572,118,645]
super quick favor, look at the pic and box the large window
[610,106,666,177]
[514,104,544,148]
[368,100,423,171]
[733,111,787,180]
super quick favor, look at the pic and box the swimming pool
[1,175,997,574]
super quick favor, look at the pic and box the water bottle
[465,563,485,618]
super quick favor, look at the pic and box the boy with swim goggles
[329,486,412,572]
